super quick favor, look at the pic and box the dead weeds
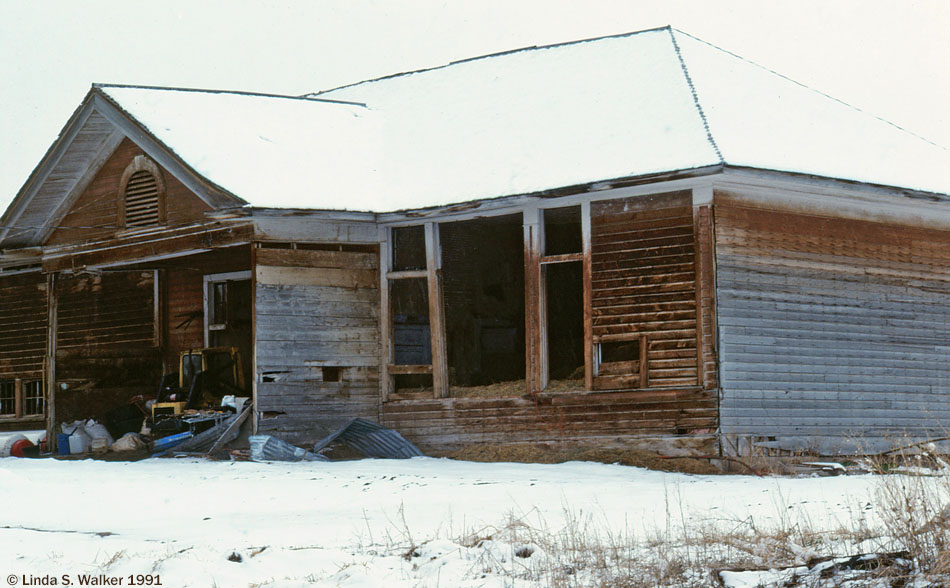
[442,443,723,475]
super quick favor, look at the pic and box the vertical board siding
[255,247,380,443]
[717,202,950,446]
[0,272,47,378]
[590,191,699,388]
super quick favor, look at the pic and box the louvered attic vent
[125,170,160,227]
[119,155,165,229]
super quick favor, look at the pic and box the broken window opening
[391,278,431,365]
[440,214,526,398]
[545,261,585,392]
[203,271,253,389]
[595,334,646,389]
[600,339,639,365]
[393,373,433,396]
[543,206,582,256]
[392,226,427,272]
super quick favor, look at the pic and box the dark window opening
[392,226,427,271]
[544,206,582,256]
[209,282,228,329]
[441,215,525,396]
[600,339,639,364]
[0,381,14,416]
[22,381,43,416]
[391,278,431,365]
[597,338,642,383]
[322,366,341,382]
[394,373,433,395]
[545,261,584,388]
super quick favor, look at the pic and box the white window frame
[202,271,252,347]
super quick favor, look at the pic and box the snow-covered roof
[311,26,950,204]
[98,87,385,210]
[18,25,950,224]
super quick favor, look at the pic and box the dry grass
[367,453,950,586]
[451,378,585,398]
[444,443,724,475]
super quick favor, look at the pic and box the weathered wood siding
[254,247,380,443]
[47,138,212,246]
[0,272,48,429]
[55,270,160,423]
[694,205,718,391]
[590,191,700,388]
[381,387,717,452]
[717,198,950,450]
[0,272,47,380]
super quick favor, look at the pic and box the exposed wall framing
[440,214,525,394]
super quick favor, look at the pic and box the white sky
[1,0,948,213]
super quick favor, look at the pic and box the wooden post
[425,223,448,398]
[14,379,22,419]
[692,185,714,389]
[249,244,259,434]
[639,334,649,389]
[378,227,392,402]
[581,201,593,391]
[523,207,543,394]
[45,273,57,453]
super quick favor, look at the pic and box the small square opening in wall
[322,366,342,382]
[600,339,639,364]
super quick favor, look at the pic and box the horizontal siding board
[255,253,381,440]
[717,203,950,446]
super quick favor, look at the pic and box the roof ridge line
[305,25,673,98]
[94,83,367,108]
[670,28,950,152]
[668,29,723,164]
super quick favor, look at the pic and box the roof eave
[90,89,247,210]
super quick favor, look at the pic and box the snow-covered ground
[0,456,890,587]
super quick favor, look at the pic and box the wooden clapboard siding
[47,138,212,246]
[590,191,700,389]
[716,200,950,444]
[254,246,380,443]
[0,272,47,378]
[381,386,717,451]
[54,270,160,423]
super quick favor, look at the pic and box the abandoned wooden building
[2,26,950,456]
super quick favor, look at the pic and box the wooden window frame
[117,155,167,230]
[380,223,447,400]
[593,333,649,389]
[0,378,45,420]
[527,202,592,393]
